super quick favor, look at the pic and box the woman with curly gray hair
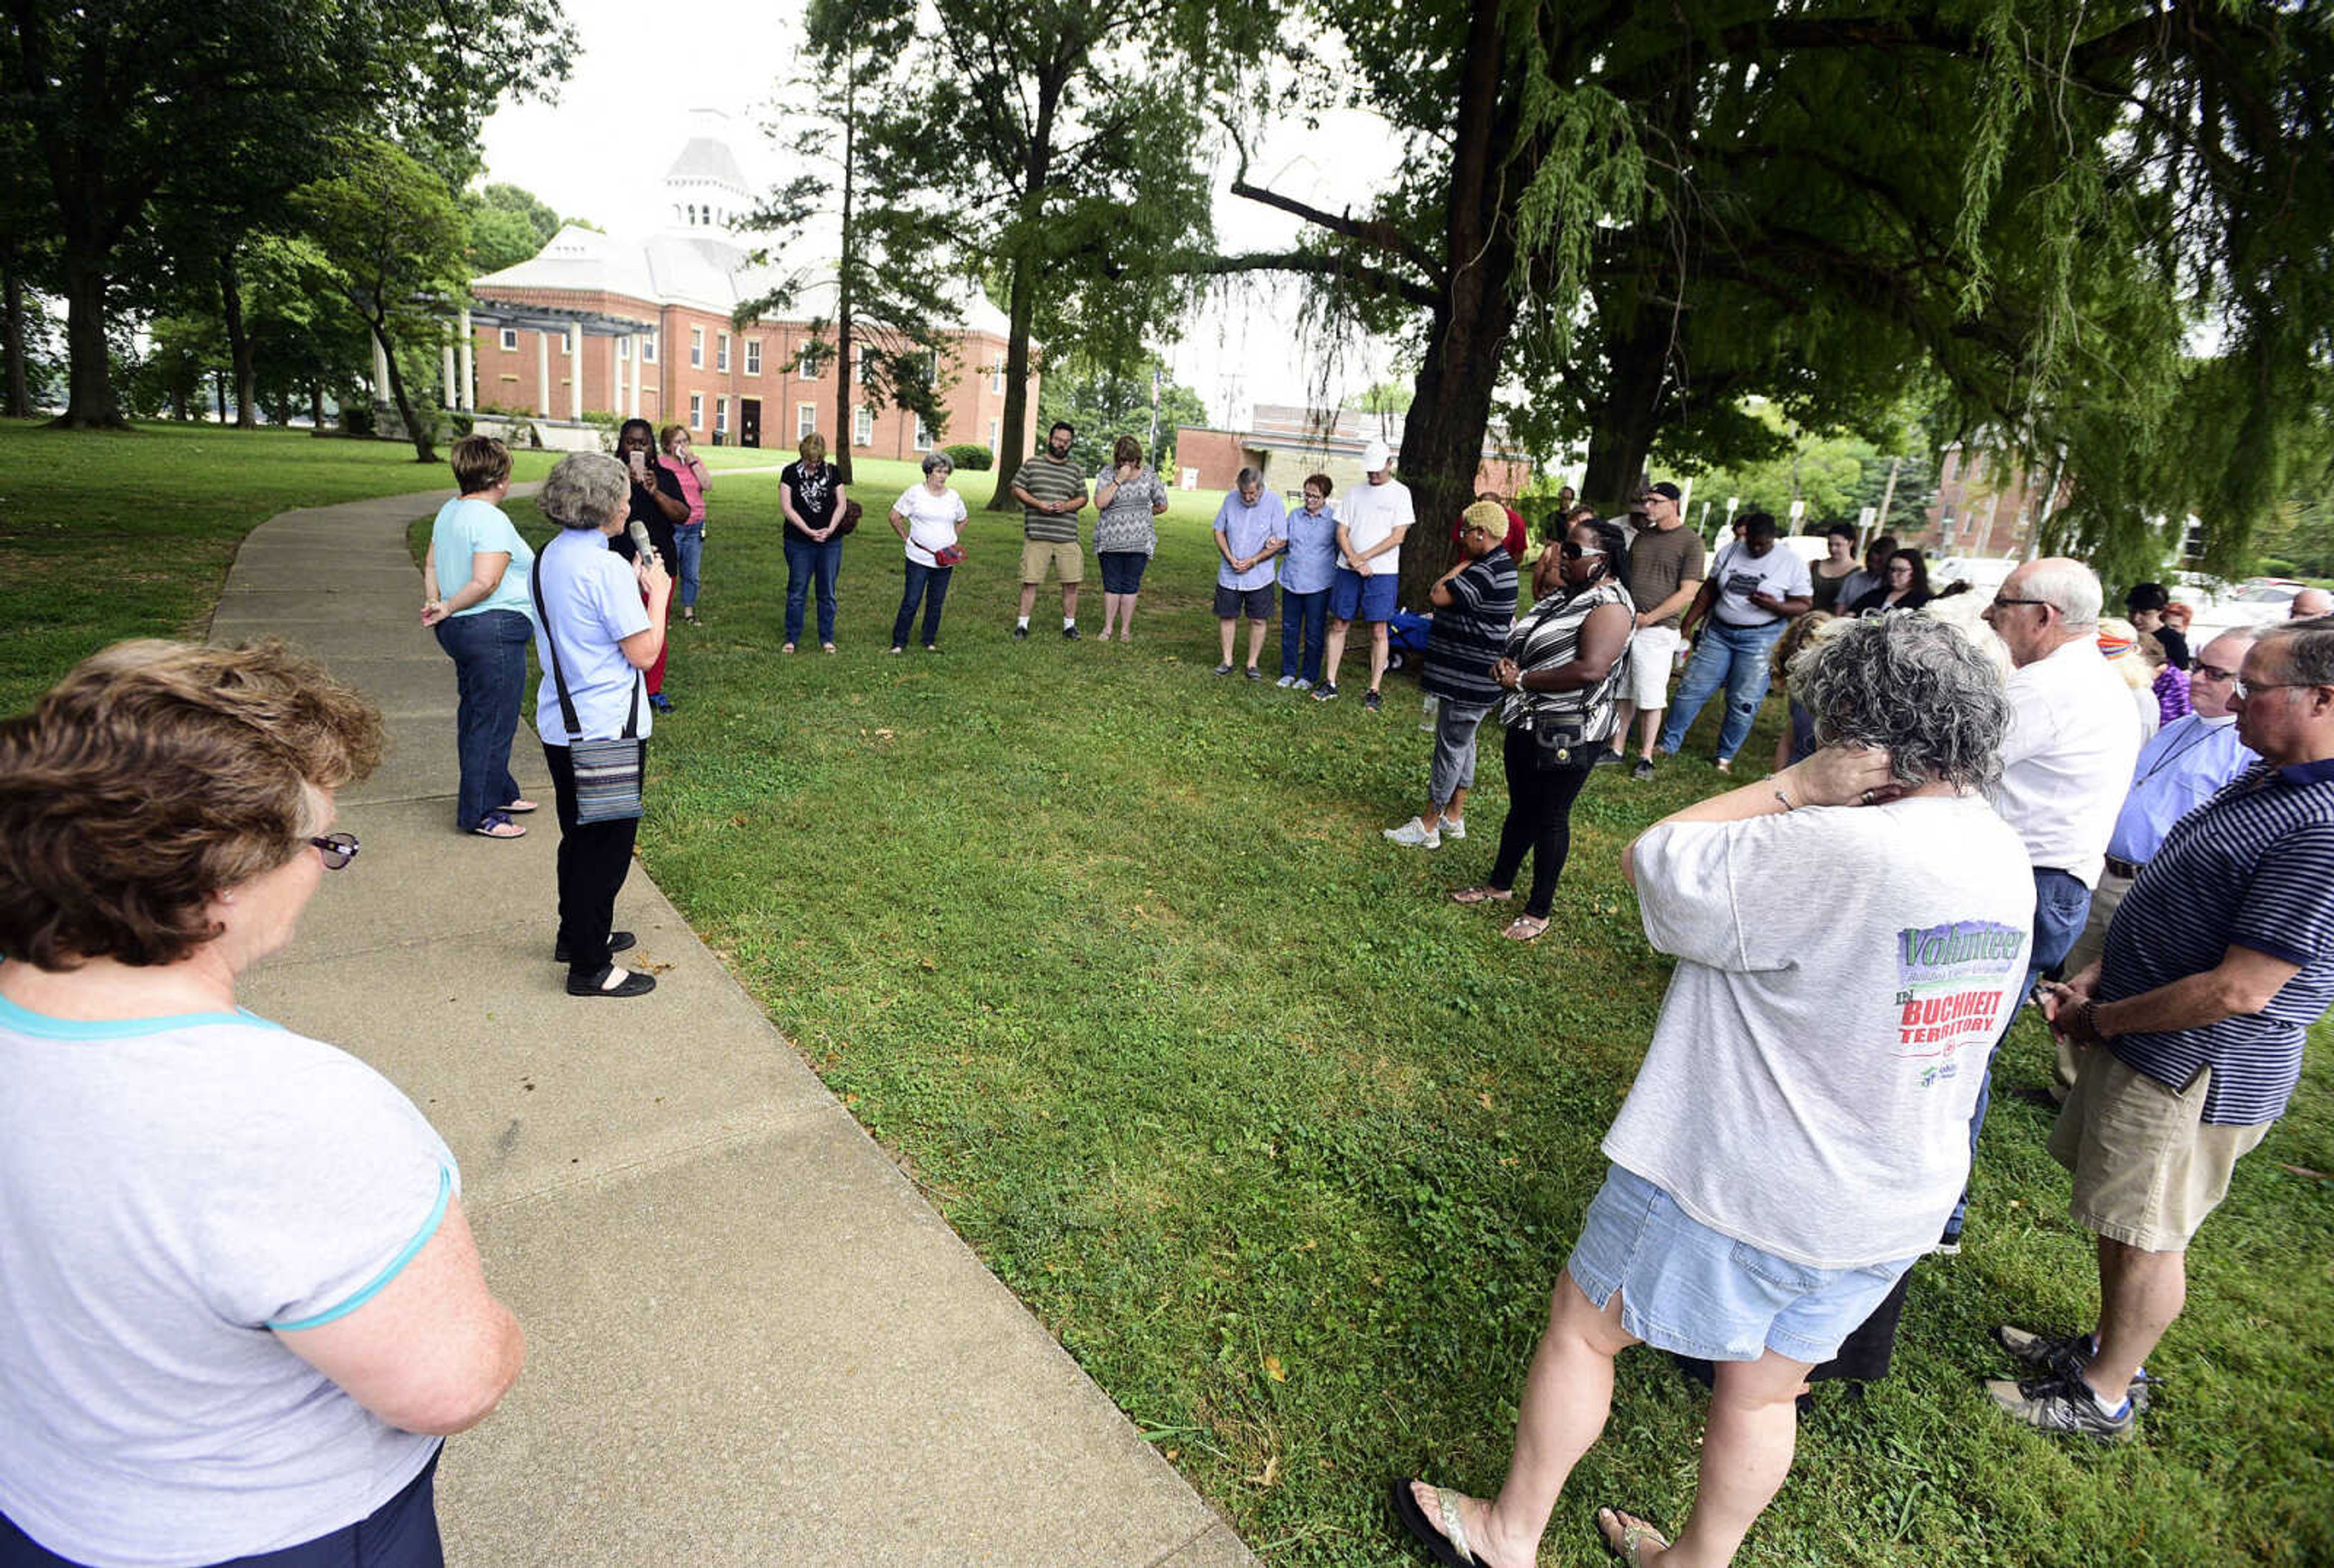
[532,451,669,999]
[1397,616,2036,1568]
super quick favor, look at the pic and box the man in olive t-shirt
[1608,482,1706,777]
[1011,421,1090,639]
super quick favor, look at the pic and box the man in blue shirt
[1988,617,2334,1442]
[2049,628,2260,1098]
[1212,468,1287,679]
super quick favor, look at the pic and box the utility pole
[1874,454,1903,551]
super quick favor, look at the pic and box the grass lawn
[13,425,2333,1565]
[0,419,559,714]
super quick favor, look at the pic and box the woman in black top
[780,430,848,653]
[1848,549,1932,616]
[613,418,688,713]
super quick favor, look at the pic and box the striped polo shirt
[1422,551,1519,709]
[1016,453,1087,543]
[2101,757,2334,1124]
[1498,579,1635,741]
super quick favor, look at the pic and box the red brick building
[463,115,1034,459]
[1173,403,1534,500]
[1901,442,2068,560]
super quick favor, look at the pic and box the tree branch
[1227,178,1445,284]
[1190,249,1440,311]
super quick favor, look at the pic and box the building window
[689,393,703,430]
[796,345,820,379]
[857,345,876,381]
[641,332,657,363]
[618,337,630,362]
[913,416,934,452]
[689,327,704,369]
[563,328,576,354]
[498,328,518,352]
[797,402,817,439]
[853,405,873,446]
[990,362,1005,394]
[715,396,729,435]
[745,339,762,376]
[716,332,731,373]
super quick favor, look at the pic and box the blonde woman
[656,424,712,625]
[780,430,848,653]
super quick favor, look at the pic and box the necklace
[2137,718,2226,786]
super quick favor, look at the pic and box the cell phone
[629,450,648,479]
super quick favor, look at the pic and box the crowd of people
[1,425,2329,1568]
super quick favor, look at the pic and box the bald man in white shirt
[1943,557,2143,1247]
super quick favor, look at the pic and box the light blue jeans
[672,523,704,610]
[1659,618,1787,762]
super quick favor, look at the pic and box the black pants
[545,743,641,984]
[1487,726,1599,918]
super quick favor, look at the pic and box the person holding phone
[614,419,687,714]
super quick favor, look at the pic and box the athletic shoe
[1062,625,1081,641]
[1293,678,1314,692]
[1245,667,1262,681]
[1364,689,1382,712]
[1383,817,1441,848]
[1632,759,1656,781]
[1994,1325,2156,1411]
[647,692,676,714]
[1714,757,1733,774]
[1012,625,1029,639]
[1214,662,1235,676]
[1441,818,1466,841]
[1312,683,1340,702]
[1983,1370,2136,1443]
[1275,675,1295,689]
[1594,747,1627,766]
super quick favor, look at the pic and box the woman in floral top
[1092,435,1169,641]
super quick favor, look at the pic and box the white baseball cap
[1362,439,1392,472]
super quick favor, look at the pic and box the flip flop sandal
[1501,915,1549,942]
[1595,1507,1670,1567]
[500,799,540,814]
[1450,886,1514,906]
[472,813,526,839]
[1390,1479,1490,1568]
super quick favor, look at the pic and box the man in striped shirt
[1988,616,2334,1442]
[1011,421,1090,639]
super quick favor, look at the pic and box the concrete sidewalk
[217,490,1253,1568]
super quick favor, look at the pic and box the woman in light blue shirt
[1276,473,1340,688]
[421,436,536,839]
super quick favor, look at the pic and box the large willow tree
[1214,0,2334,599]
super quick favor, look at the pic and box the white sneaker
[1275,675,1295,688]
[1293,678,1313,692]
[1442,817,1466,841]
[1383,817,1442,848]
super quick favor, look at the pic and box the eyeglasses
[2232,678,2316,701]
[308,832,360,870]
[1988,596,2050,611]
[1559,540,1605,559]
[2193,662,2239,683]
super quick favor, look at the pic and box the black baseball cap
[1640,481,1683,503]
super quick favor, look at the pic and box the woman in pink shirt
[657,424,712,625]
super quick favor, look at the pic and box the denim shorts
[1565,1164,1919,1364]
[1097,550,1150,594]
[1329,567,1399,623]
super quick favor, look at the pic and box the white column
[608,337,619,419]
[628,337,642,418]
[441,343,458,407]
[568,329,582,421]
[371,334,391,406]
[535,331,551,418]
[456,309,475,411]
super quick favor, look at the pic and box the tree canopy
[1036,353,1208,473]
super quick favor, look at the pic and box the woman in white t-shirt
[888,450,969,653]
[0,640,523,1568]
[1398,616,2033,1568]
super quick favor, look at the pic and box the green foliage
[1680,403,1933,535]
[1036,352,1209,472]
[942,442,993,471]
[464,183,563,275]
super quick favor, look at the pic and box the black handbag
[532,555,645,824]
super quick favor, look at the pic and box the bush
[340,404,376,438]
[2257,557,2297,579]
[944,442,993,472]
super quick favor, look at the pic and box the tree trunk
[1578,320,1668,511]
[1,249,29,418]
[213,369,227,423]
[831,51,859,487]
[986,73,1061,511]
[52,246,125,428]
[309,380,325,430]
[372,322,436,462]
[218,249,256,430]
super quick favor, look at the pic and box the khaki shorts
[1020,538,1084,585]
[2050,1051,2270,1251]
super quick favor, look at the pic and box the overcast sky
[476,0,1400,428]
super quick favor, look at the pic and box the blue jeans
[783,534,841,645]
[892,559,953,648]
[1280,589,1329,681]
[672,523,704,610]
[1659,618,1787,762]
[1946,866,2093,1240]
[433,608,529,832]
